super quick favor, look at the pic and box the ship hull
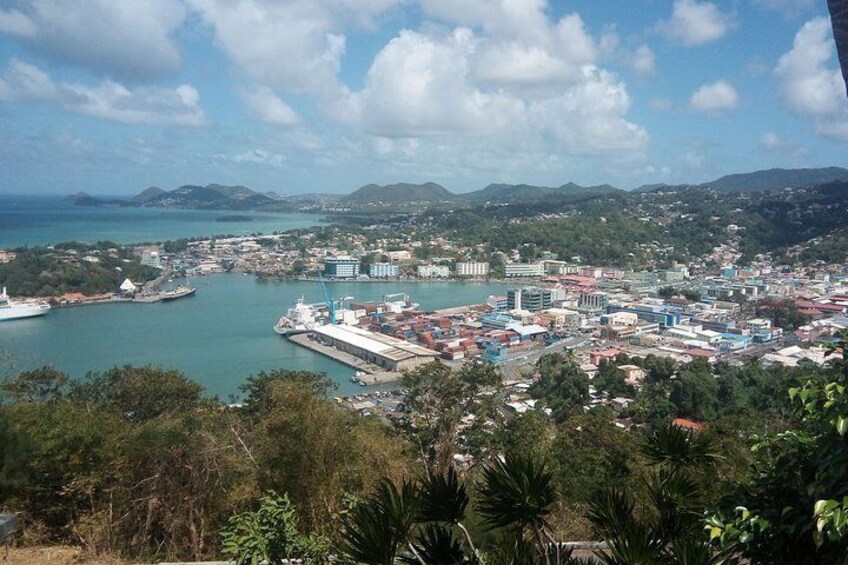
[0,304,50,321]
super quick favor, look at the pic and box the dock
[287,333,402,386]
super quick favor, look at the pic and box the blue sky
[0,0,846,195]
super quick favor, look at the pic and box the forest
[1,337,847,564]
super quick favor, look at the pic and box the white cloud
[650,98,673,111]
[630,45,656,75]
[340,27,647,155]
[0,59,207,126]
[690,80,738,113]
[775,17,848,140]
[0,8,37,37]
[239,86,300,126]
[189,0,400,95]
[0,1,186,80]
[759,131,807,156]
[657,0,733,46]
[233,149,287,167]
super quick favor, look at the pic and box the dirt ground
[2,546,125,565]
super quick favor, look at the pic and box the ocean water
[0,195,324,248]
[0,275,510,398]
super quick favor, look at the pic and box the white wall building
[456,261,490,277]
[417,265,450,278]
[505,262,544,278]
[369,262,399,278]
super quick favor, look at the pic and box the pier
[287,333,402,386]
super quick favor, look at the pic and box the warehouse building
[312,324,439,371]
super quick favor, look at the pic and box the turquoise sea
[0,275,510,398]
[0,195,512,396]
[0,195,324,248]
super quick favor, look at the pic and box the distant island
[216,215,254,222]
[65,166,848,215]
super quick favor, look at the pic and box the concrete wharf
[287,333,402,385]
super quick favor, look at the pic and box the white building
[456,261,489,277]
[505,262,544,278]
[324,256,360,279]
[385,250,412,262]
[369,262,399,278]
[418,265,450,278]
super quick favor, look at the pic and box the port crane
[317,269,336,324]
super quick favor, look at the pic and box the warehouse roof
[314,324,438,362]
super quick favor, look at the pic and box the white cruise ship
[274,298,322,335]
[0,287,51,322]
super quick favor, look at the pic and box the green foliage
[707,339,848,563]
[592,360,636,399]
[530,353,590,421]
[588,425,722,564]
[670,364,720,421]
[2,366,68,402]
[0,244,159,296]
[340,478,422,565]
[478,454,555,533]
[70,365,203,422]
[221,492,329,564]
[400,361,503,472]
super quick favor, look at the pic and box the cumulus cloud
[657,0,733,46]
[189,0,401,95]
[690,80,738,113]
[340,26,647,155]
[0,1,186,80]
[239,86,300,126]
[0,59,207,126]
[233,148,287,167]
[775,17,848,140]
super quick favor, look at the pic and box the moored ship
[0,287,51,322]
[274,298,322,335]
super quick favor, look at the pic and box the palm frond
[420,466,469,524]
[478,454,555,532]
[641,425,718,469]
[404,524,473,564]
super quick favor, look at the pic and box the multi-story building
[417,265,450,278]
[324,256,360,279]
[456,261,489,277]
[505,262,544,277]
[507,287,552,312]
[369,262,399,278]
[579,291,609,312]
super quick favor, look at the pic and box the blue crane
[317,269,336,324]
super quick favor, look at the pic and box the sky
[0,0,847,196]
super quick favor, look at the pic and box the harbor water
[0,275,510,398]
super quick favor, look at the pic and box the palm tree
[586,424,732,565]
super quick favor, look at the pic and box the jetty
[287,333,402,385]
